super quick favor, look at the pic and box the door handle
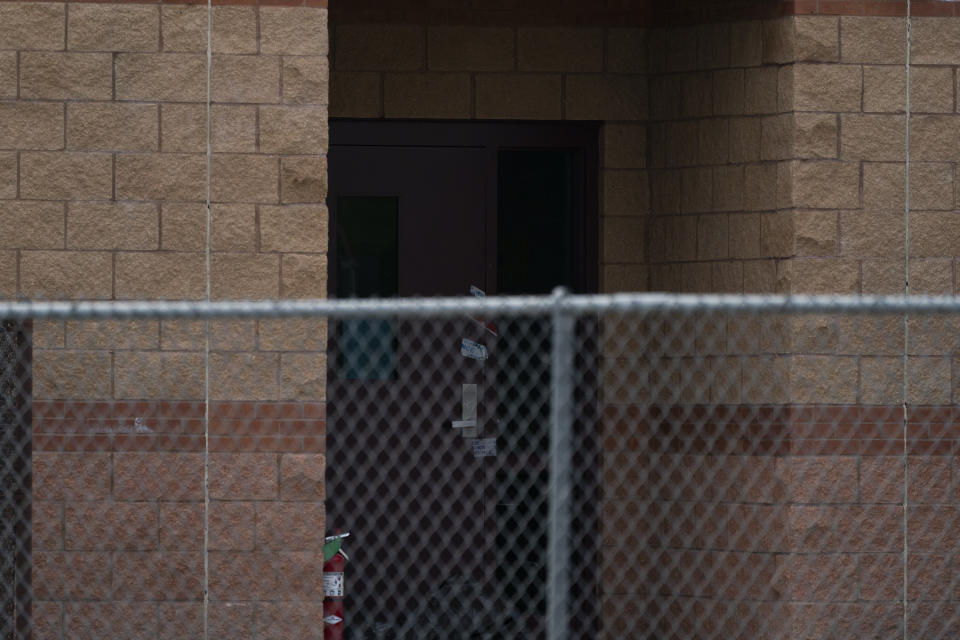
[452,383,478,438]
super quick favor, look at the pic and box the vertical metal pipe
[548,288,574,640]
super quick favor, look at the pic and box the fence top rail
[2,293,960,319]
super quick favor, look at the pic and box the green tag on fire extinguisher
[323,533,350,561]
[323,538,341,561]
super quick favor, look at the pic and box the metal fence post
[548,287,574,640]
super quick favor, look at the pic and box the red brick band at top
[649,0,960,24]
[0,0,326,5]
[325,0,957,26]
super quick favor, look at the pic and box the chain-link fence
[1,293,960,639]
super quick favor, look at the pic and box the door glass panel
[335,196,398,380]
[497,149,576,294]
[336,196,398,298]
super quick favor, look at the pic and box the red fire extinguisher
[323,532,349,640]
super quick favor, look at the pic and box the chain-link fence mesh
[1,294,959,639]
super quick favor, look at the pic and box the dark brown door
[326,121,598,639]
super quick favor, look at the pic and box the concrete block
[67,103,158,152]
[863,65,906,113]
[841,16,906,63]
[281,254,326,299]
[840,114,906,161]
[20,251,112,300]
[0,3,64,50]
[794,16,839,62]
[281,157,327,204]
[335,24,420,70]
[0,202,64,249]
[67,202,159,250]
[211,55,281,104]
[476,73,561,120]
[517,27,603,72]
[116,53,206,102]
[259,106,328,154]
[210,254,280,300]
[21,52,112,100]
[283,56,329,105]
[68,5,159,52]
[20,152,112,200]
[607,28,647,73]
[793,64,862,112]
[211,154,279,203]
[428,26,514,71]
[114,352,205,400]
[261,7,328,56]
[329,72,381,118]
[116,153,206,201]
[115,252,206,300]
[566,74,648,121]
[384,73,471,119]
[911,17,960,64]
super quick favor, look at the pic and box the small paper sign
[460,338,488,360]
[472,438,497,458]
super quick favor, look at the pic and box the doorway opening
[326,120,599,638]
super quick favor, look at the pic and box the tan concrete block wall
[0,4,330,637]
[0,4,329,403]
[907,18,960,387]
[646,19,790,298]
[603,13,960,638]
[640,13,960,410]
[598,19,794,636]
[780,14,960,410]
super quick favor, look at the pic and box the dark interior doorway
[326,120,599,639]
